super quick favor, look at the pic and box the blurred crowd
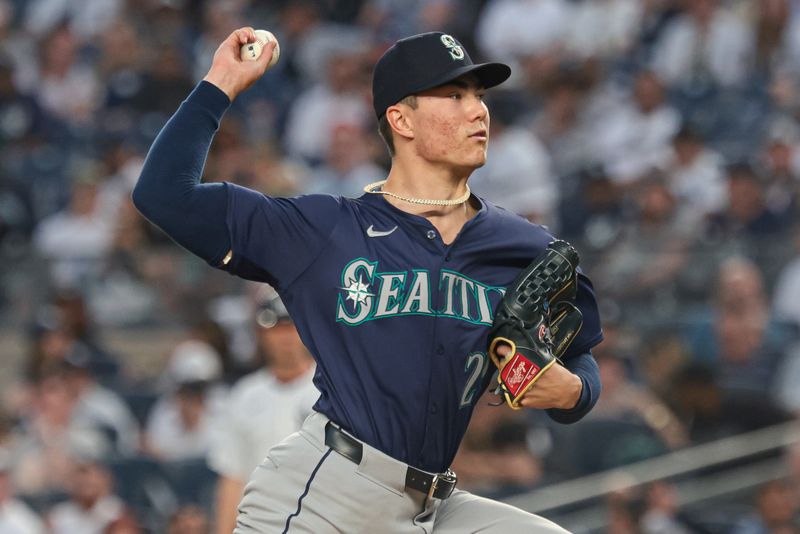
[1,0,800,531]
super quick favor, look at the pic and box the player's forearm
[546,351,601,423]
[132,81,232,265]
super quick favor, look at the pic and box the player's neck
[382,160,475,217]
[379,163,479,244]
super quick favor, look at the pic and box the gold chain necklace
[363,180,471,206]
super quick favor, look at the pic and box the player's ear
[386,105,414,142]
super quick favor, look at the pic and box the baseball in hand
[240,29,280,67]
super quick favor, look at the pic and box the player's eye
[449,93,462,100]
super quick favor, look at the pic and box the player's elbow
[131,177,166,223]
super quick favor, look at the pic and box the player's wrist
[560,372,583,410]
[203,70,240,101]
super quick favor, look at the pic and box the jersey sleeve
[221,183,344,288]
[132,81,233,266]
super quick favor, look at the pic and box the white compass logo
[343,276,373,306]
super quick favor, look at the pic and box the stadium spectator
[469,92,558,227]
[592,173,693,323]
[33,173,116,290]
[661,125,727,228]
[23,292,121,386]
[0,450,45,533]
[705,162,788,242]
[358,0,461,43]
[60,345,140,457]
[11,370,115,496]
[134,44,196,118]
[207,289,317,534]
[305,121,385,198]
[639,481,696,534]
[664,362,790,443]
[531,71,596,178]
[96,20,148,114]
[23,24,100,126]
[682,256,793,403]
[594,69,680,185]
[651,0,755,88]
[22,0,123,40]
[758,121,800,224]
[143,340,226,462]
[731,479,800,534]
[283,40,372,164]
[104,510,145,534]
[559,165,626,246]
[475,0,571,65]
[46,450,128,534]
[752,0,793,73]
[86,196,159,327]
[166,504,210,534]
[564,0,645,61]
[638,328,692,401]
[589,323,689,450]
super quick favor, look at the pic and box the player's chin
[450,150,486,173]
[469,152,488,169]
[456,159,485,175]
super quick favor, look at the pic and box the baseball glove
[488,240,583,409]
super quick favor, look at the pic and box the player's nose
[467,94,488,123]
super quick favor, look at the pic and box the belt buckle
[428,469,457,499]
[427,473,440,500]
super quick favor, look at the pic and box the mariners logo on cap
[440,34,464,61]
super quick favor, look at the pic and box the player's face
[410,75,489,172]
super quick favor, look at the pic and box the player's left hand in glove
[488,240,583,409]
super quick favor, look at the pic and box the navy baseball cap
[372,32,511,118]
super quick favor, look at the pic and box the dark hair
[377,95,417,156]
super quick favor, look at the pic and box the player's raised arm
[131,28,277,266]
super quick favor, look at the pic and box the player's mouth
[469,129,488,142]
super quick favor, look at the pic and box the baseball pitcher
[133,27,603,533]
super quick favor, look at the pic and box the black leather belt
[324,421,457,500]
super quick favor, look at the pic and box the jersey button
[436,345,445,355]
[430,404,438,414]
[426,230,436,240]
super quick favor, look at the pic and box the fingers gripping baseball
[203,27,278,101]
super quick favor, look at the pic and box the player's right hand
[202,27,276,101]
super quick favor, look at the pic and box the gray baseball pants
[233,411,568,533]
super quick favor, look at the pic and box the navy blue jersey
[221,185,603,472]
[133,82,604,474]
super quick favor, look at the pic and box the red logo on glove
[500,354,541,397]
